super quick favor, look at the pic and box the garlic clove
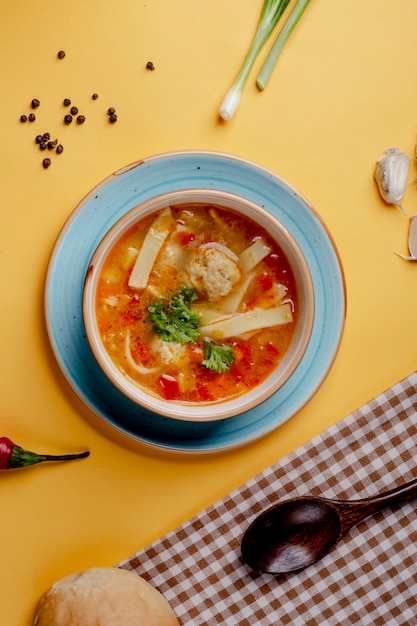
[375,147,411,215]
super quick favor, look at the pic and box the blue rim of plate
[44,150,346,454]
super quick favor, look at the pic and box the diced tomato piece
[205,374,233,398]
[237,341,253,369]
[122,311,135,325]
[230,364,244,382]
[195,368,218,400]
[258,272,273,292]
[158,374,181,400]
[122,294,142,325]
[265,342,279,357]
[179,232,195,246]
[196,381,210,401]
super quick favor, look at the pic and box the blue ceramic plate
[45,151,346,454]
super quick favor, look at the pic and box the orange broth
[95,203,298,403]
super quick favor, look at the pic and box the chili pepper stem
[9,447,90,468]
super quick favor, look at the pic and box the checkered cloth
[118,373,417,625]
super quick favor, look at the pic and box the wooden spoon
[241,477,417,574]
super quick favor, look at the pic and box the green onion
[219,0,290,121]
[256,0,311,91]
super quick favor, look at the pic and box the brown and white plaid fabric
[119,373,417,625]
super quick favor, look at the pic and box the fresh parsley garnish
[202,340,236,373]
[148,286,200,345]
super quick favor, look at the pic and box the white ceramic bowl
[82,189,315,422]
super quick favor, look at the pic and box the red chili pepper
[0,437,90,470]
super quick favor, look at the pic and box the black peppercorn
[22,83,120,167]
[57,50,66,59]
[146,61,155,71]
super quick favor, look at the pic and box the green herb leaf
[202,340,236,373]
[148,286,200,344]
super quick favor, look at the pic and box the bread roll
[33,567,179,625]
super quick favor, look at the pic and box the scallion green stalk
[256,0,311,91]
[219,0,291,121]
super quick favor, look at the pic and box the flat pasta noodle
[200,304,293,340]
[128,207,174,289]
[239,238,271,273]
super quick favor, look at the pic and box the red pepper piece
[0,436,90,470]
[158,374,181,400]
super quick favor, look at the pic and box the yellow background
[1,1,417,623]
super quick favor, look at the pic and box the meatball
[189,243,241,301]
[152,338,187,365]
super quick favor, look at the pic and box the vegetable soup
[95,203,298,403]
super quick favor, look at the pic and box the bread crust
[33,567,179,625]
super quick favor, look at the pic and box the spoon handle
[337,476,417,534]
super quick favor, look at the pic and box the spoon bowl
[241,477,417,574]
[241,498,341,573]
